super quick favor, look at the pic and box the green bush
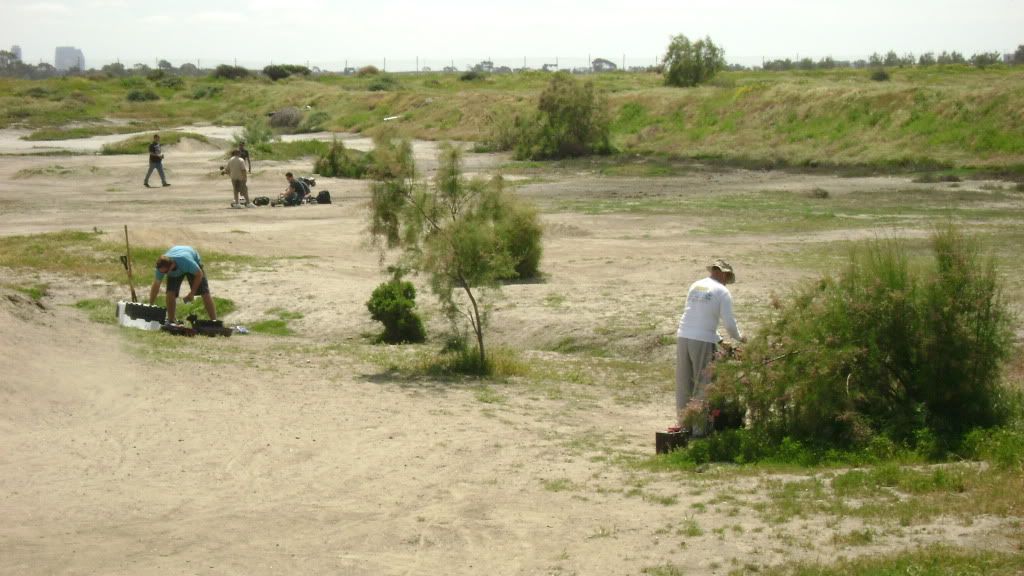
[460,71,486,81]
[237,116,274,152]
[263,65,289,81]
[481,108,521,152]
[313,138,370,178]
[494,197,544,279]
[356,65,380,77]
[297,110,329,133]
[870,68,891,81]
[662,34,726,87]
[156,76,184,90]
[711,225,1013,456]
[191,85,222,99]
[211,64,249,80]
[514,72,611,160]
[126,89,159,102]
[366,278,426,344]
[367,75,399,92]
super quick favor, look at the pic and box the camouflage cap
[707,258,736,284]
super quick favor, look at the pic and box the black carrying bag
[316,190,332,204]
[253,196,271,206]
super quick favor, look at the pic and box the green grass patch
[0,229,270,287]
[249,307,303,335]
[100,132,210,155]
[744,544,1024,576]
[23,123,156,141]
[259,139,330,161]
[12,283,49,301]
[74,298,116,324]
[14,164,106,178]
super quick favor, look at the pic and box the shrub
[494,197,544,279]
[156,76,184,90]
[191,85,222,99]
[314,138,370,178]
[870,68,891,82]
[211,64,249,80]
[126,89,159,102]
[367,75,399,92]
[460,71,485,81]
[297,110,329,133]
[514,72,611,160]
[481,108,521,152]
[263,65,290,81]
[237,116,274,152]
[662,34,726,87]
[712,225,1013,455]
[356,65,379,77]
[366,278,426,344]
[270,107,302,129]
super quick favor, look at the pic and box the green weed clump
[366,277,426,344]
[313,138,370,178]
[709,224,1014,457]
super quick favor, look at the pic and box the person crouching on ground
[674,258,746,436]
[149,246,217,324]
[226,149,252,208]
[282,172,309,206]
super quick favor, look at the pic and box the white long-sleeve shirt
[676,277,743,343]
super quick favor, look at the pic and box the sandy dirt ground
[0,130,1020,575]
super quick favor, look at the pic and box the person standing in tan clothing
[225,149,251,208]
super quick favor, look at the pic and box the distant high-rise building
[11,45,22,61]
[55,46,85,71]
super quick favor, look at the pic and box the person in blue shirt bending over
[148,246,218,324]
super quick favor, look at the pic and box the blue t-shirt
[154,246,202,280]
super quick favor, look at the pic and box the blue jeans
[145,161,167,185]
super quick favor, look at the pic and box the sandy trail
[1,134,1019,575]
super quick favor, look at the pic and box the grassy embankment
[1,66,1022,171]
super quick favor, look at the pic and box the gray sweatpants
[675,337,716,412]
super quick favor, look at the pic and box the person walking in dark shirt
[144,134,171,188]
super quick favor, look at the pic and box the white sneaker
[230,202,242,209]
[245,202,255,208]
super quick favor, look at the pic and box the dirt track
[1,131,1019,575]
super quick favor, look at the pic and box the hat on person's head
[707,258,736,284]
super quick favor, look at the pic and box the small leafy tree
[369,136,537,372]
[1014,45,1024,65]
[662,34,726,87]
[514,72,611,160]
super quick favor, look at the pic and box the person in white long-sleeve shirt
[674,259,746,435]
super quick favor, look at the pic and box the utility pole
[383,57,386,72]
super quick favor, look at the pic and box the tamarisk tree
[369,136,531,372]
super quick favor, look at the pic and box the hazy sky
[3,0,1022,70]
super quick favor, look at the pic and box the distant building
[11,45,22,61]
[592,58,617,72]
[55,46,85,71]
